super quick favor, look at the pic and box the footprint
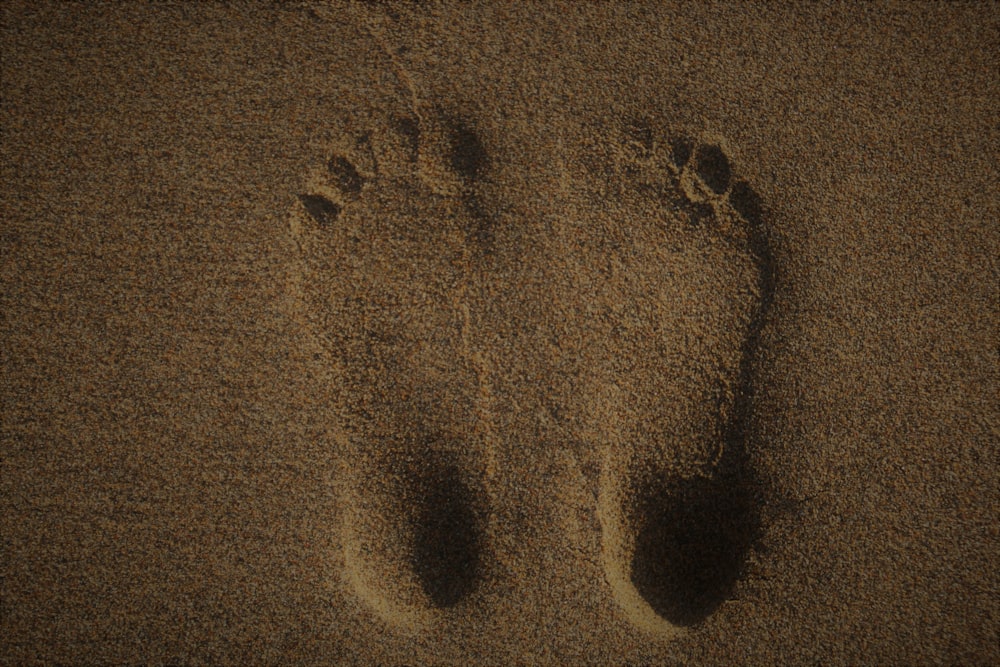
[288,108,497,630]
[571,117,771,636]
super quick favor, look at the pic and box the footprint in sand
[569,117,772,635]
[290,108,772,636]
[289,106,497,630]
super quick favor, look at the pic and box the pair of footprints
[291,109,770,637]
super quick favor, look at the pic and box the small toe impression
[687,202,716,227]
[297,153,367,227]
[446,116,489,183]
[411,454,483,607]
[668,135,694,169]
[391,114,421,161]
[694,144,731,195]
[728,180,764,227]
[297,193,341,226]
[327,155,365,197]
[624,118,655,157]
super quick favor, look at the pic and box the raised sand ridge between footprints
[289,107,771,636]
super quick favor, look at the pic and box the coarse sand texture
[3,1,998,663]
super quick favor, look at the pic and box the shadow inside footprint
[693,144,732,194]
[327,155,365,195]
[440,115,496,250]
[446,116,489,182]
[297,193,341,227]
[410,452,483,608]
[629,443,760,626]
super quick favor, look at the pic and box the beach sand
[1,2,997,664]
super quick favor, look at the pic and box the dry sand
[2,2,997,665]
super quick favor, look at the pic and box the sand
[1,1,997,665]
